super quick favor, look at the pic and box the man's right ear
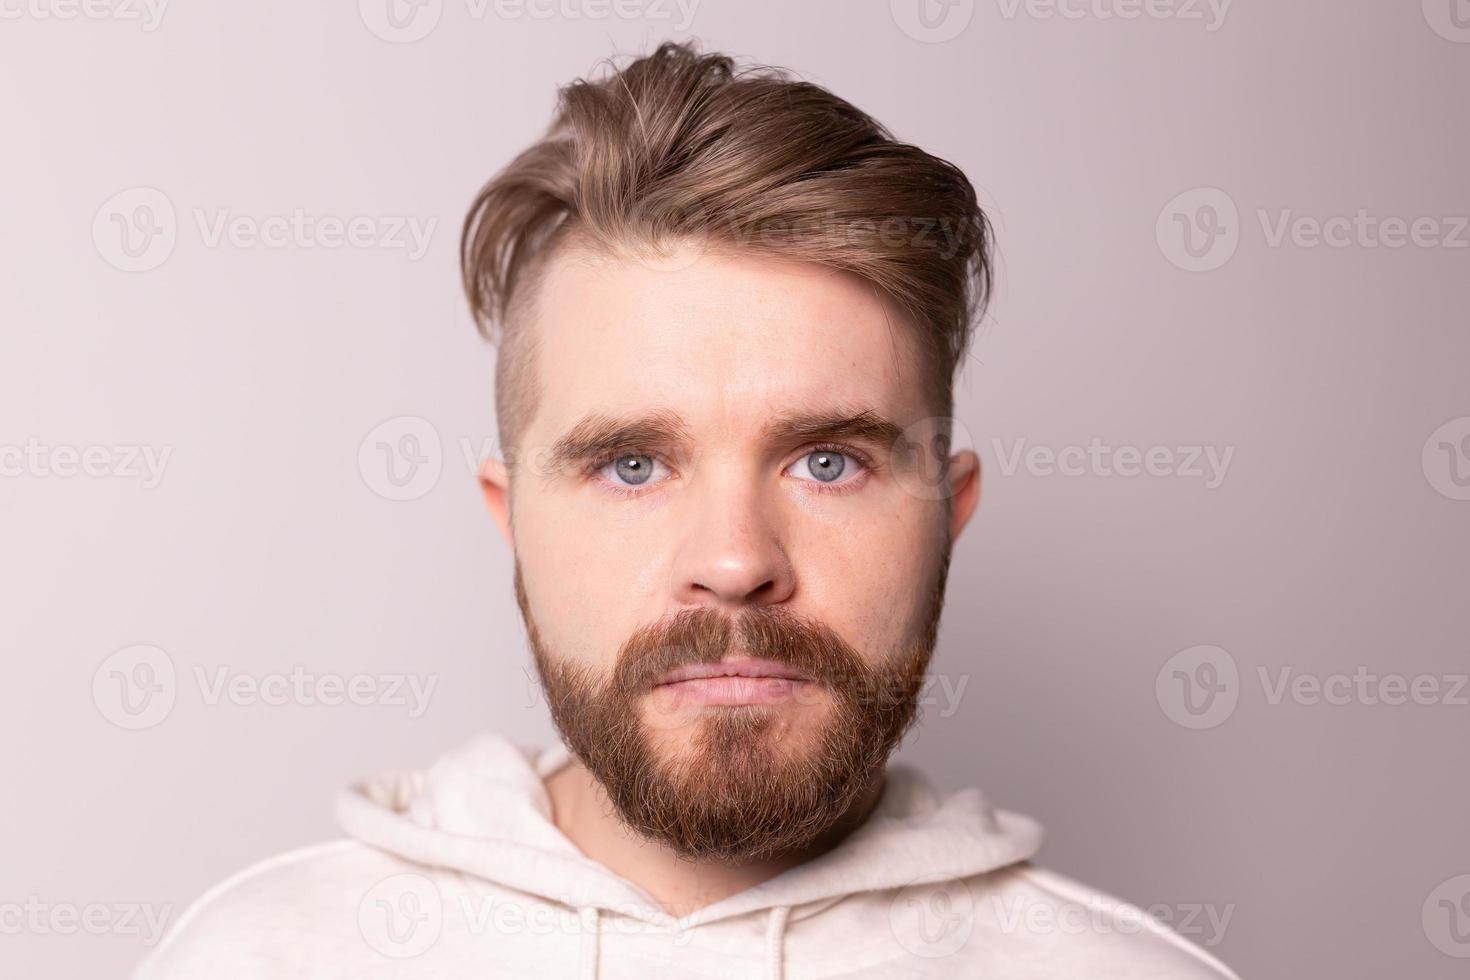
[478,456,513,548]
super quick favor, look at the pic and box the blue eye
[606,454,656,486]
[592,446,869,496]
[806,450,845,482]
[788,447,864,486]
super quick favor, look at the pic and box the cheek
[793,499,942,659]
[512,494,669,668]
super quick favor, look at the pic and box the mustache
[610,605,867,697]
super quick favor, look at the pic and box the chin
[641,697,834,763]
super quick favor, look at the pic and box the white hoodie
[134,733,1241,979]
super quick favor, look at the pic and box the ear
[946,448,982,541]
[478,455,514,548]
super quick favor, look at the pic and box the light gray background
[3,2,1468,977]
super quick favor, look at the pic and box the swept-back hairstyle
[461,40,992,462]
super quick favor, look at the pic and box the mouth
[651,657,817,706]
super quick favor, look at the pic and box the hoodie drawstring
[577,906,600,980]
[764,905,790,980]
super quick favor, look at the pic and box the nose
[670,475,795,611]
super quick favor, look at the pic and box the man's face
[487,242,979,860]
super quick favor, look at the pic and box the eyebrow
[545,407,905,471]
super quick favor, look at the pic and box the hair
[461,40,993,466]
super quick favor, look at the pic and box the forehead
[526,245,928,438]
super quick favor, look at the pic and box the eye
[595,453,669,492]
[786,446,866,487]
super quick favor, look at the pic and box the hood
[335,732,1043,980]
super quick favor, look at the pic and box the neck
[544,759,886,917]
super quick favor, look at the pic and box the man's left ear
[946,449,982,541]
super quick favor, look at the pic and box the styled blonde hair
[461,40,992,459]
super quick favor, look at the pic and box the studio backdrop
[2,2,1468,978]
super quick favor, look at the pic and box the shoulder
[964,863,1242,979]
[131,839,431,980]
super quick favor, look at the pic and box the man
[137,42,1239,979]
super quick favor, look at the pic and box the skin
[478,241,983,916]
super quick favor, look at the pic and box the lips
[654,657,814,687]
[650,657,818,707]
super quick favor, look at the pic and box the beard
[513,543,952,862]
